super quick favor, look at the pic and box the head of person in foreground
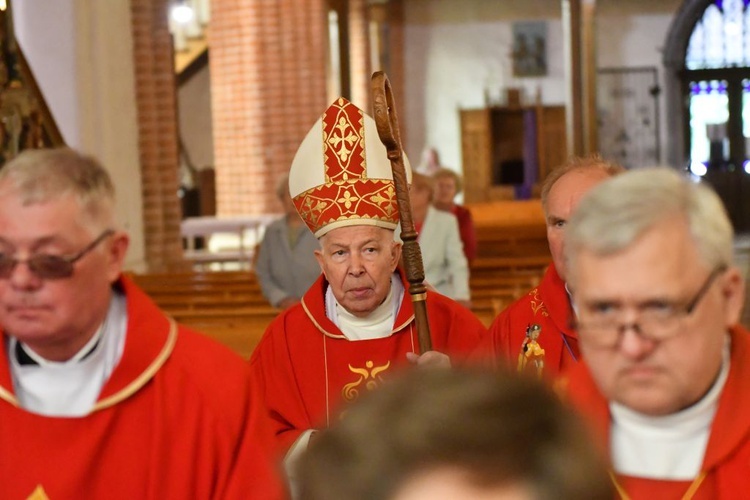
[296,368,612,500]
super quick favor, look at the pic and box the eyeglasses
[0,229,115,280]
[572,265,727,348]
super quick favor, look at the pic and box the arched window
[683,0,750,175]
[685,0,750,70]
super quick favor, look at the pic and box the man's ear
[390,241,402,272]
[722,266,745,326]
[106,231,130,283]
[314,249,326,274]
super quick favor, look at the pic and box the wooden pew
[470,273,542,294]
[130,270,259,288]
[150,293,269,311]
[170,306,280,359]
[470,255,550,277]
[130,270,276,358]
[468,200,549,259]
[470,295,516,327]
[131,246,550,354]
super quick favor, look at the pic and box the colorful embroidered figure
[518,324,545,378]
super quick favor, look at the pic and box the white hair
[0,147,116,230]
[565,168,734,278]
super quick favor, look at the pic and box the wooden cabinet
[460,105,567,203]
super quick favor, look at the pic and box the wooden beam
[562,0,597,156]
[582,0,598,154]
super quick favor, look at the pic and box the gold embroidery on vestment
[27,485,50,500]
[342,360,391,401]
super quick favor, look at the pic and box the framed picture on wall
[512,21,547,77]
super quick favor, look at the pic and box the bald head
[543,156,624,281]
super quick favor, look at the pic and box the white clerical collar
[325,273,404,341]
[9,291,128,417]
[16,317,106,368]
[609,335,731,479]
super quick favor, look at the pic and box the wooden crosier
[371,71,432,353]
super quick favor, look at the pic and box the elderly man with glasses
[564,168,747,499]
[0,148,264,498]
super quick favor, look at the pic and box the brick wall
[130,0,186,271]
[210,0,329,216]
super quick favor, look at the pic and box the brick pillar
[211,0,328,216]
[130,0,185,271]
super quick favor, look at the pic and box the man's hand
[406,350,451,368]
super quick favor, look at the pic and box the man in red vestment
[248,98,487,497]
[0,149,263,499]
[564,168,748,499]
[473,156,624,378]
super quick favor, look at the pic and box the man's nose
[348,253,365,275]
[8,259,42,289]
[617,322,656,359]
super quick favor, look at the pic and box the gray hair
[276,173,290,200]
[0,148,116,229]
[565,168,734,278]
[433,167,463,194]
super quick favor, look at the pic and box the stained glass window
[689,80,729,168]
[686,0,750,69]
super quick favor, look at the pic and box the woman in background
[432,168,477,264]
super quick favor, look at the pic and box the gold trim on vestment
[0,382,19,407]
[610,470,707,500]
[302,297,345,339]
[91,317,178,412]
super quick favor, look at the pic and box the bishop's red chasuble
[567,326,750,499]
[248,272,486,496]
[0,277,265,499]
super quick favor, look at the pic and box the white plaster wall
[13,0,80,146]
[178,64,215,171]
[403,1,678,175]
[597,13,675,167]
[74,0,144,271]
[404,18,565,173]
[13,1,145,271]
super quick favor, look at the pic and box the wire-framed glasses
[0,229,115,280]
[572,265,727,348]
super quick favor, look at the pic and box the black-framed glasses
[572,265,727,348]
[0,229,115,280]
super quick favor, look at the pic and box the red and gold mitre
[289,97,411,238]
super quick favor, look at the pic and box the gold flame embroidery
[342,360,391,401]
